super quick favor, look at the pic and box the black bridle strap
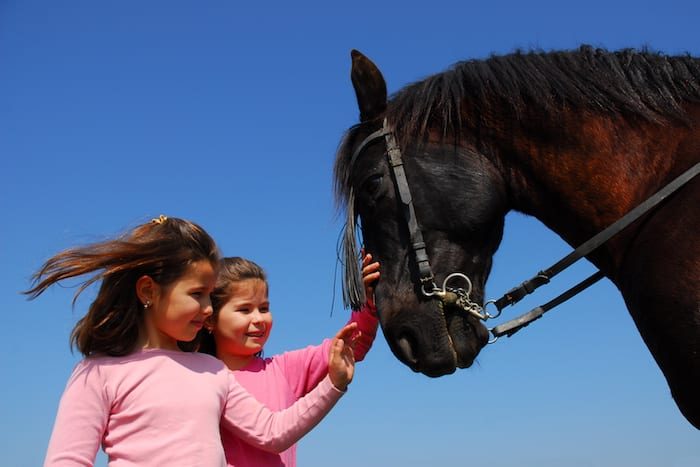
[494,161,700,311]
[491,271,605,338]
[348,120,435,286]
[383,120,434,284]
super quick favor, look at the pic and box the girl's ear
[136,275,158,307]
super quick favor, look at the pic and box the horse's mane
[388,45,700,143]
[336,45,700,205]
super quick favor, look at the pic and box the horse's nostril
[398,335,418,365]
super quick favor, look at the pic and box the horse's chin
[383,304,489,377]
[446,306,489,369]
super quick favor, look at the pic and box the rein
[351,118,700,343]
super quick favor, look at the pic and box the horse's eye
[362,174,383,197]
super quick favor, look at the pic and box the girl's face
[213,279,273,364]
[144,260,217,350]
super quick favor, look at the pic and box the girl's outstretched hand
[361,251,380,308]
[328,322,358,391]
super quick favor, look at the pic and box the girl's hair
[198,257,268,356]
[25,216,220,357]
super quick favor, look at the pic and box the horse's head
[335,51,508,377]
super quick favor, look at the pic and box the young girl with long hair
[198,253,380,466]
[25,216,356,466]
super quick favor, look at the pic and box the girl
[25,216,356,467]
[199,253,380,467]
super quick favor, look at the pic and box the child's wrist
[328,375,348,392]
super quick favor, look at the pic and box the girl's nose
[202,297,213,317]
[251,309,264,323]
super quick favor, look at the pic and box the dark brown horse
[334,46,700,428]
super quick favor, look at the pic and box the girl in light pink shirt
[25,216,357,467]
[198,253,380,467]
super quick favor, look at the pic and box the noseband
[350,118,700,342]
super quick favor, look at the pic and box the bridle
[350,118,700,342]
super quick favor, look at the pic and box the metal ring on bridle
[487,328,499,345]
[421,280,440,297]
[483,299,502,320]
[442,272,473,296]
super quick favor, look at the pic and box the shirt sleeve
[277,340,333,398]
[349,303,379,362]
[221,373,344,453]
[44,360,109,467]
[281,302,380,398]
[281,305,380,398]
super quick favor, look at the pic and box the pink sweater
[223,307,379,467]
[44,348,344,467]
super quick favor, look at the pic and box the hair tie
[151,215,168,225]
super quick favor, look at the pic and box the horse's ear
[350,50,387,122]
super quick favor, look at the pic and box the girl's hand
[328,322,358,391]
[361,251,380,308]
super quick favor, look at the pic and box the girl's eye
[260,306,270,313]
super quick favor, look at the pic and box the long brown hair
[197,257,268,356]
[25,216,220,357]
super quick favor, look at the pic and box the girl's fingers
[334,322,358,341]
[362,271,380,285]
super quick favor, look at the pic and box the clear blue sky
[1,1,698,466]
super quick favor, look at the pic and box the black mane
[388,45,700,140]
[335,45,700,207]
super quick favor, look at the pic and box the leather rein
[350,118,700,343]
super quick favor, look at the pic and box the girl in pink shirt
[198,253,380,467]
[25,216,357,467]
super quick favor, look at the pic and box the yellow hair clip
[151,215,168,225]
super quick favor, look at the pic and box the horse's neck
[497,113,691,274]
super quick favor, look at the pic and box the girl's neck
[218,352,256,370]
[136,329,181,352]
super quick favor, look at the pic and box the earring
[144,301,151,310]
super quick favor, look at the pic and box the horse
[333,46,700,429]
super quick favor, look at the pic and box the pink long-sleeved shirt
[222,306,379,467]
[44,348,344,467]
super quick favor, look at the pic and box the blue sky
[1,1,698,466]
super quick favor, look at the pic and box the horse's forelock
[340,189,366,310]
[333,124,362,211]
[332,130,368,310]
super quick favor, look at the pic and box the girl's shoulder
[78,349,226,374]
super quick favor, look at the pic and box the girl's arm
[45,361,108,467]
[348,305,378,362]
[221,325,355,453]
